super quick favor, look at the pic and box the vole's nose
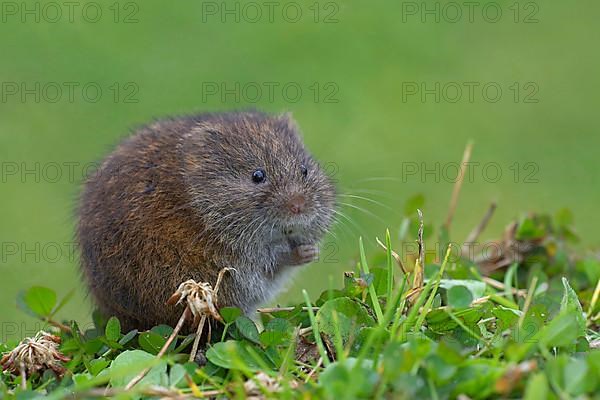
[287,194,306,214]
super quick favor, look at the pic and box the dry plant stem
[186,267,231,362]
[417,209,425,274]
[305,357,324,383]
[298,327,313,336]
[462,202,497,254]
[257,306,320,313]
[213,267,231,296]
[375,237,408,275]
[482,277,527,297]
[407,209,425,304]
[587,278,600,326]
[184,374,202,397]
[19,362,26,390]
[518,276,539,329]
[471,296,491,306]
[438,293,516,312]
[44,318,72,334]
[177,268,233,362]
[189,315,207,362]
[72,385,218,399]
[445,142,474,231]
[125,307,191,390]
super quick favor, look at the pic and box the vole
[76,111,336,331]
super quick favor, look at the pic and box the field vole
[76,111,336,330]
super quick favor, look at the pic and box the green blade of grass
[302,289,330,366]
[330,310,347,363]
[586,278,600,324]
[351,271,410,379]
[414,245,452,332]
[389,269,409,339]
[445,309,485,344]
[359,237,384,324]
[505,263,519,304]
[384,279,407,327]
[385,229,394,301]
[396,245,451,342]
[279,325,300,376]
[489,294,519,309]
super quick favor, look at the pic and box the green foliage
[447,285,473,308]
[109,350,168,388]
[235,316,261,344]
[316,297,375,347]
[105,317,121,343]
[205,341,266,371]
[559,277,586,337]
[1,206,599,399]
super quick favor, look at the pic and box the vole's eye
[300,164,308,179]
[252,169,266,184]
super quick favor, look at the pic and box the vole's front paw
[289,244,319,266]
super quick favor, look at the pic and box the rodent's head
[181,111,336,256]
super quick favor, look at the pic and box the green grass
[1,200,599,398]
[1,0,600,361]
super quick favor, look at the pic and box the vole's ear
[276,111,301,134]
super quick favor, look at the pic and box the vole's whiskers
[339,201,389,227]
[236,214,265,250]
[216,210,243,224]
[325,230,338,241]
[343,187,394,199]
[353,176,403,184]
[247,216,270,246]
[338,193,397,214]
[331,209,363,240]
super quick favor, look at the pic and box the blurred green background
[1,0,599,337]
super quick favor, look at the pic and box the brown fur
[77,111,336,331]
